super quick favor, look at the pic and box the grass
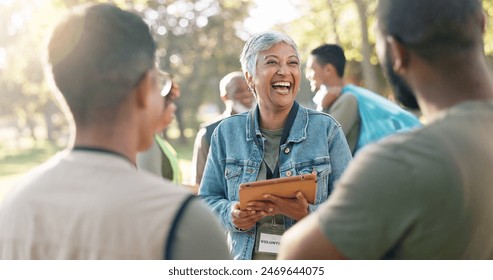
[0,141,62,201]
[0,137,195,202]
[0,142,62,177]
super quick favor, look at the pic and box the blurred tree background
[2,0,493,191]
[0,0,256,147]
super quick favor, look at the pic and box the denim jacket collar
[246,101,308,145]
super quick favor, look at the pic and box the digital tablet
[238,173,317,210]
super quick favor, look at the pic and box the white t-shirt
[0,149,230,259]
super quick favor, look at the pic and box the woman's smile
[271,81,292,94]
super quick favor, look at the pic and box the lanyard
[250,101,299,179]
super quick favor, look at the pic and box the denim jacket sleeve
[307,121,352,214]
[198,125,242,233]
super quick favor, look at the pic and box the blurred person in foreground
[306,43,421,155]
[137,78,184,186]
[0,3,230,260]
[279,0,493,259]
[191,71,255,190]
[199,31,352,260]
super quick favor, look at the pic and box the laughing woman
[199,31,352,260]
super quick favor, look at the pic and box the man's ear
[387,36,409,74]
[134,70,154,109]
[481,10,487,34]
[325,64,336,77]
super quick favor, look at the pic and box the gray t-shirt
[317,100,493,259]
[253,128,284,260]
[257,127,283,181]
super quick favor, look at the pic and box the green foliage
[135,0,253,132]
[483,0,493,55]
[287,0,375,61]
[286,0,379,91]
[3,0,493,145]
[0,0,252,142]
[287,0,493,94]
[0,0,68,141]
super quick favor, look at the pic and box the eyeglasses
[133,67,173,97]
[159,71,173,97]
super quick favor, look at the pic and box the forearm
[200,174,244,232]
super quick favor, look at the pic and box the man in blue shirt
[306,44,421,154]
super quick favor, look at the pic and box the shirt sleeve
[198,128,239,233]
[169,198,232,260]
[308,122,352,213]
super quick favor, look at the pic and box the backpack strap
[163,194,195,260]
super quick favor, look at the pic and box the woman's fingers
[232,202,267,230]
[259,192,309,220]
[245,200,275,213]
[242,192,310,221]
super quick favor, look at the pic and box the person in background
[0,3,230,260]
[199,31,352,260]
[191,71,255,190]
[306,43,421,155]
[137,77,183,185]
[279,0,493,259]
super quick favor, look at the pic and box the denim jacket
[199,103,352,260]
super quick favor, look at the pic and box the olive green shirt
[318,100,493,259]
[323,93,360,154]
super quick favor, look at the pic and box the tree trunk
[43,102,57,143]
[353,0,378,91]
[327,0,341,45]
[25,115,37,142]
[15,110,38,143]
[164,33,188,144]
[175,104,186,143]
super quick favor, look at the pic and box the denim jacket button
[286,170,292,177]
[284,147,291,154]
